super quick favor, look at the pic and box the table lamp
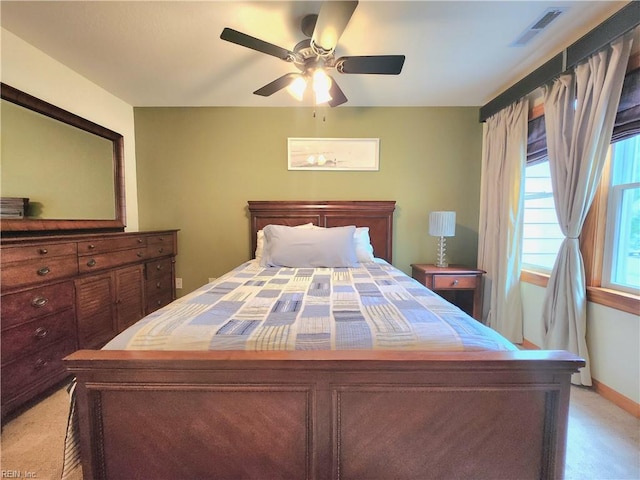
[429,211,456,267]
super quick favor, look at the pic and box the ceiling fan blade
[336,55,406,75]
[327,76,348,107]
[311,1,358,55]
[221,28,295,61]
[253,73,299,97]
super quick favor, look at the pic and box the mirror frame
[1,83,126,235]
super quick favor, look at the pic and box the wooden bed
[65,200,584,480]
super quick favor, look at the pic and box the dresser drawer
[1,337,76,401]
[1,309,76,363]
[146,257,174,280]
[146,234,175,257]
[79,248,147,273]
[146,289,174,315]
[1,281,74,329]
[1,242,77,264]
[432,274,478,290]
[77,236,146,255]
[1,256,79,290]
[146,274,174,298]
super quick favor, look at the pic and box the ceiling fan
[220,0,405,107]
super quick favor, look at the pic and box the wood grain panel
[67,349,583,480]
[93,386,313,480]
[114,265,145,332]
[76,274,116,349]
[334,387,549,480]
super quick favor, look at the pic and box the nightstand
[410,264,485,321]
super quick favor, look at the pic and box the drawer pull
[34,327,49,339]
[156,281,162,288]
[156,299,162,306]
[34,358,48,369]
[452,279,459,286]
[88,244,96,250]
[31,296,49,308]
[87,259,97,267]
[37,267,51,276]
[156,264,163,271]
[137,251,144,258]
[138,238,143,244]
[39,248,48,255]
[158,247,164,254]
[159,237,164,242]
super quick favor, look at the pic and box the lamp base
[435,236,449,268]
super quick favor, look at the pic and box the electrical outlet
[208,277,217,283]
[175,277,183,289]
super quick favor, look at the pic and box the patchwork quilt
[62,260,516,479]
[105,260,515,352]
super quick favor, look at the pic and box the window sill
[520,270,639,316]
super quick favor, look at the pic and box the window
[522,160,563,271]
[520,51,639,314]
[602,135,640,293]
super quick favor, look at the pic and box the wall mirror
[1,83,126,234]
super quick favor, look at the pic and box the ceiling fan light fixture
[312,68,332,104]
[287,75,307,101]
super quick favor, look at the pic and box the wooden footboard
[65,349,583,480]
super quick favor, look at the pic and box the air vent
[511,7,568,47]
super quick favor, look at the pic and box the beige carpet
[1,382,82,480]
[1,382,638,480]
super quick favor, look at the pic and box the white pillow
[261,224,359,268]
[255,223,314,261]
[306,224,375,263]
[354,227,375,263]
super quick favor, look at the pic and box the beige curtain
[478,99,527,342]
[542,33,633,385]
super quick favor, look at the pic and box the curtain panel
[541,32,633,385]
[478,99,527,342]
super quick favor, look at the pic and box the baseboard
[521,338,640,419]
[591,379,640,419]
[519,339,540,350]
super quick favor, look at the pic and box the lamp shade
[429,211,456,237]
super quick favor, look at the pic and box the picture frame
[287,137,380,171]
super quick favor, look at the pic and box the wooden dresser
[1,230,178,418]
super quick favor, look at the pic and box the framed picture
[287,137,379,171]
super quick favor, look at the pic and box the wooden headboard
[248,201,396,263]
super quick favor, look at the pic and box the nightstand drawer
[410,264,485,321]
[433,275,478,290]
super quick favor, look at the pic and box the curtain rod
[479,1,639,123]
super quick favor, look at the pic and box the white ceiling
[0,1,629,108]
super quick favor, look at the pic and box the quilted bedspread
[105,260,515,352]
[62,260,515,479]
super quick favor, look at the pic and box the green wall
[134,106,483,295]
